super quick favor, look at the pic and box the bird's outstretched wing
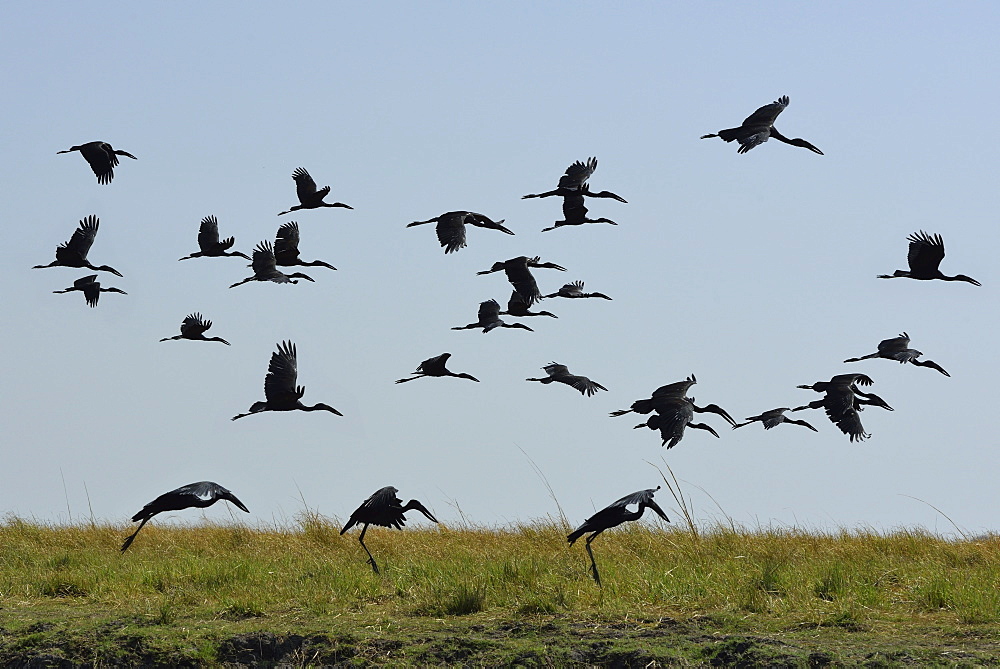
[292,167,319,202]
[741,96,789,128]
[63,215,99,258]
[906,231,944,273]
[180,313,211,337]
[251,241,278,276]
[198,215,221,248]
[263,341,299,403]
[275,221,301,257]
[478,299,502,321]
[558,157,598,190]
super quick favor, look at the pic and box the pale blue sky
[2,2,997,535]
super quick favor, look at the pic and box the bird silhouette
[53,274,126,307]
[57,141,136,184]
[452,299,534,334]
[160,313,230,345]
[395,353,479,383]
[278,167,353,215]
[33,215,123,276]
[792,374,893,442]
[229,242,316,288]
[340,486,438,574]
[522,157,627,201]
[567,487,668,585]
[120,481,249,553]
[701,96,823,154]
[877,231,980,285]
[407,211,514,253]
[273,221,336,270]
[178,216,251,261]
[527,362,607,396]
[732,408,818,432]
[844,332,950,376]
[500,291,557,318]
[541,187,620,232]
[232,341,342,420]
[610,375,735,427]
[477,256,566,307]
[632,396,726,449]
[543,280,612,300]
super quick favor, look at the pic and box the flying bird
[178,216,251,261]
[522,157,627,201]
[500,291,557,319]
[53,274,126,307]
[340,486,438,574]
[232,341,342,420]
[229,242,316,288]
[526,362,607,396]
[610,375,735,427]
[278,167,353,215]
[452,299,534,334]
[160,313,230,345]
[701,96,823,155]
[273,221,336,270]
[632,396,728,449]
[567,487,668,585]
[732,408,818,432]
[407,211,514,254]
[877,231,980,285]
[844,332,950,376]
[395,353,479,383]
[33,215,123,276]
[57,141,136,184]
[793,374,892,442]
[477,256,566,307]
[120,481,249,553]
[544,280,612,300]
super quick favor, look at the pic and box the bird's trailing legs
[120,517,151,553]
[358,524,379,574]
[585,533,603,586]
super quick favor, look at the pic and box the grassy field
[2,507,1000,666]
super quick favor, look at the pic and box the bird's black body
[567,487,668,585]
[279,167,353,215]
[844,332,950,376]
[229,241,316,288]
[121,481,249,552]
[232,341,342,420]
[408,211,513,254]
[878,231,980,285]
[524,158,626,231]
[452,299,534,334]
[340,486,438,574]
[500,290,557,318]
[701,96,823,155]
[396,353,479,383]
[793,374,893,442]
[33,215,122,276]
[58,141,137,184]
[160,313,230,345]
[527,362,607,396]
[178,216,250,261]
[274,221,336,270]
[477,256,566,307]
[544,280,612,300]
[53,274,126,307]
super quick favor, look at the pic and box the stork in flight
[701,96,823,154]
[877,231,980,286]
[58,141,136,184]
[178,216,251,261]
[232,341,342,420]
[844,332,950,376]
[278,167,353,215]
[121,481,249,552]
[407,211,513,254]
[526,362,607,396]
[395,353,479,383]
[33,215,122,276]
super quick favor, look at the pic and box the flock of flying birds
[37,96,981,582]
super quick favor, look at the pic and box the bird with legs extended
[395,353,479,383]
[53,275,126,308]
[407,211,513,254]
[33,215,123,277]
[232,341,342,420]
[477,256,566,307]
[522,157,627,202]
[701,95,823,154]
[120,482,249,553]
[610,375,735,425]
[500,291,558,319]
[632,396,730,449]
[57,141,137,184]
[160,313,230,345]
[844,332,950,376]
[278,167,353,215]
[273,221,337,270]
[732,408,818,432]
[541,187,620,232]
[229,241,316,288]
[527,362,607,396]
[877,231,980,286]
[544,280,612,300]
[792,374,893,442]
[567,487,669,585]
[340,486,438,574]
[178,216,250,261]
[452,299,534,334]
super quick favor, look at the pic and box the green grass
[2,514,999,665]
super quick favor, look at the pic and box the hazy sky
[3,3,997,536]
